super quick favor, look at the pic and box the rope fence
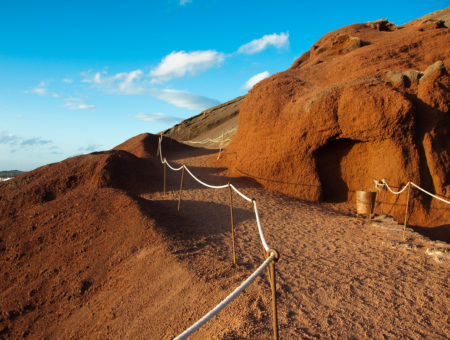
[373,178,450,237]
[174,251,279,340]
[157,135,280,340]
[180,128,236,160]
[374,179,450,204]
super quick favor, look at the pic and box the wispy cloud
[31,81,48,96]
[135,112,182,124]
[242,71,270,89]
[77,144,103,153]
[237,32,289,54]
[180,0,192,5]
[20,137,52,147]
[150,50,225,83]
[62,78,73,84]
[84,69,219,111]
[149,88,220,110]
[86,69,145,95]
[64,97,96,110]
[0,131,21,145]
[29,81,59,98]
[0,130,56,153]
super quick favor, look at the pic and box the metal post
[178,166,185,212]
[267,249,280,340]
[403,183,411,238]
[163,160,167,196]
[228,183,237,265]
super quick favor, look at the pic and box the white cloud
[180,0,192,4]
[86,70,144,95]
[242,71,270,89]
[30,81,59,97]
[237,32,289,54]
[0,131,20,145]
[64,97,96,110]
[83,69,219,111]
[150,50,225,83]
[150,88,220,111]
[0,130,56,152]
[62,78,73,84]
[20,137,52,147]
[117,70,143,94]
[135,112,182,124]
[31,81,48,96]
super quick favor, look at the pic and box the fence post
[156,140,160,158]
[266,249,280,340]
[163,159,167,196]
[403,182,411,238]
[371,189,379,220]
[178,165,185,212]
[380,186,385,215]
[228,183,237,265]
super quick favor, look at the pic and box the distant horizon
[1,1,448,171]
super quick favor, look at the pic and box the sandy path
[145,146,449,339]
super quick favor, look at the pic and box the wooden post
[228,183,236,265]
[403,183,411,238]
[163,160,167,196]
[371,190,379,220]
[380,187,385,215]
[267,249,280,340]
[177,166,185,212]
[270,261,278,340]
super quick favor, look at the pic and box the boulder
[223,14,450,227]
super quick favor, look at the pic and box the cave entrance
[315,138,360,202]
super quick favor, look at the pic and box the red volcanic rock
[224,12,450,227]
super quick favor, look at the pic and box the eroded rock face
[224,11,450,227]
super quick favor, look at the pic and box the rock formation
[164,96,244,145]
[223,10,450,227]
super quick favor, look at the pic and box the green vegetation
[0,170,25,178]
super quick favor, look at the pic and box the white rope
[229,184,253,203]
[183,165,229,189]
[164,158,184,172]
[182,128,236,146]
[158,136,164,164]
[184,138,232,145]
[173,254,276,340]
[159,134,279,339]
[381,179,410,195]
[374,179,450,204]
[253,200,270,252]
[410,182,450,204]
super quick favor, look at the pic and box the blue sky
[0,0,447,171]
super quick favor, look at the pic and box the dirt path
[148,146,449,339]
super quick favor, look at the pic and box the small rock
[385,70,407,86]
[420,60,446,83]
[367,19,396,31]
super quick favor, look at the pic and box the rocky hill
[163,95,244,147]
[0,134,200,339]
[222,9,450,227]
